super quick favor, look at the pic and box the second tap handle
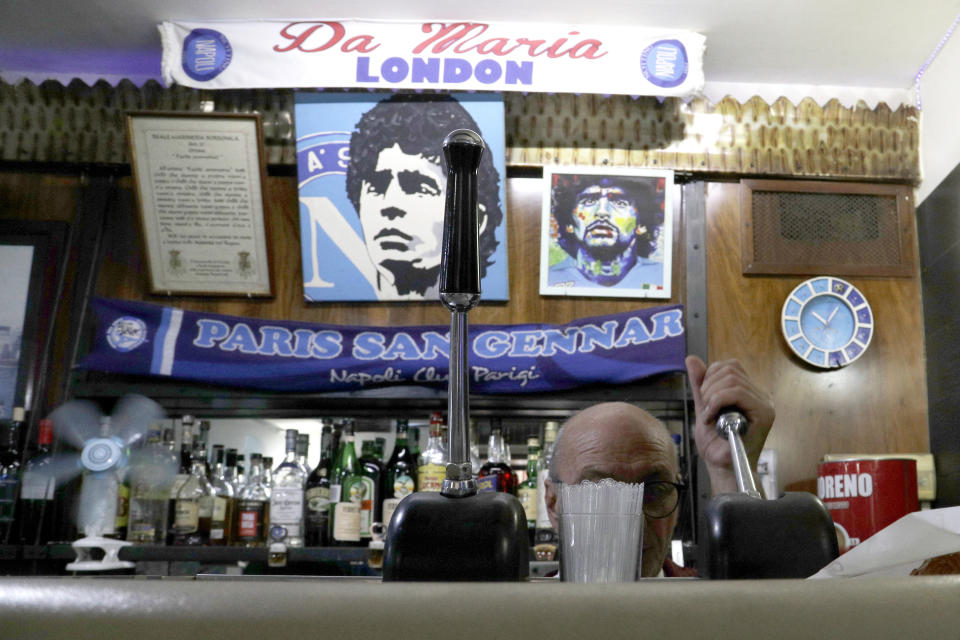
[439,129,483,311]
[716,408,762,499]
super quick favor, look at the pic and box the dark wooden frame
[0,220,70,417]
[740,179,917,277]
[125,111,275,297]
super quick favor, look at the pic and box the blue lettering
[193,319,230,348]
[505,60,533,85]
[580,321,618,353]
[649,310,684,340]
[474,331,511,358]
[353,332,385,359]
[541,328,579,356]
[474,59,502,84]
[509,330,543,357]
[258,326,294,357]
[311,331,342,359]
[355,57,379,82]
[421,331,449,360]
[411,57,441,83]
[220,323,260,354]
[614,317,652,347]
[292,329,315,358]
[443,58,472,83]
[381,57,409,83]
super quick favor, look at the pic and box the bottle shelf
[11,543,371,564]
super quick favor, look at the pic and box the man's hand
[685,355,775,495]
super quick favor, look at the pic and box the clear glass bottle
[329,420,360,546]
[18,416,54,546]
[269,429,307,547]
[233,453,269,547]
[296,433,310,476]
[417,412,446,493]
[469,418,482,476]
[305,423,333,546]
[166,416,194,544]
[172,442,215,546]
[535,421,561,556]
[208,444,235,546]
[127,426,178,545]
[478,427,517,495]
[382,418,417,528]
[517,437,540,546]
[262,457,274,499]
[235,453,246,487]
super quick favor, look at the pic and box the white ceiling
[2,0,960,106]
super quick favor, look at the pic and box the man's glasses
[642,480,685,519]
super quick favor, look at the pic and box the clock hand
[810,311,828,326]
[826,305,839,324]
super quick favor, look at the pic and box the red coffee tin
[817,458,919,554]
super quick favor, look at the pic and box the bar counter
[2,575,958,639]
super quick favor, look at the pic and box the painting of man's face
[571,185,639,258]
[358,143,447,293]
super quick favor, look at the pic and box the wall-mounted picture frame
[294,92,509,302]
[126,111,274,297]
[540,166,674,299]
[0,221,69,418]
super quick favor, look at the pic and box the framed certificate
[126,111,274,297]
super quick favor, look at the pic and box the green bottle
[518,437,540,547]
[329,419,360,545]
[357,440,383,540]
[382,419,417,529]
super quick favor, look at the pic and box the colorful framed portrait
[294,92,509,302]
[540,166,674,299]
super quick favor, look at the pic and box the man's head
[545,402,680,578]
[552,174,664,286]
[346,94,503,297]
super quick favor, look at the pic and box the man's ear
[545,476,560,531]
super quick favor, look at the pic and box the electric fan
[45,394,165,571]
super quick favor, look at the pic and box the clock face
[781,277,873,368]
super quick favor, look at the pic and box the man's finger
[685,354,707,413]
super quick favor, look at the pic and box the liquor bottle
[197,419,211,476]
[408,427,420,458]
[477,427,517,494]
[469,419,481,476]
[225,448,241,489]
[305,423,333,546]
[357,439,383,540]
[236,453,246,487]
[517,437,540,546]
[18,417,55,545]
[166,416,194,544]
[535,421,561,555]
[233,453,269,547]
[208,445,235,546]
[127,426,178,545]
[114,449,130,541]
[329,420,360,546]
[382,419,417,528]
[296,433,310,476]
[262,457,274,498]
[171,442,215,546]
[417,412,446,493]
[269,429,307,547]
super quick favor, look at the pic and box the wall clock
[781,277,873,368]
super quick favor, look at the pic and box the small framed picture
[540,166,673,299]
[126,111,274,297]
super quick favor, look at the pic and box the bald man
[545,355,775,577]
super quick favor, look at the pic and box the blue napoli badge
[182,28,232,82]
[641,39,689,88]
[106,316,148,353]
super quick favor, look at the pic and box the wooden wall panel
[704,181,929,491]
[96,175,683,328]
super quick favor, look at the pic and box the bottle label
[518,486,538,522]
[418,464,445,492]
[305,486,330,513]
[329,483,342,503]
[174,501,199,532]
[211,496,228,521]
[332,501,360,542]
[270,487,305,524]
[20,473,55,500]
[382,498,400,528]
[476,474,500,493]
[392,474,414,497]
[197,495,214,519]
[128,522,156,541]
[352,476,375,537]
[169,474,190,499]
[236,501,264,539]
[210,527,225,541]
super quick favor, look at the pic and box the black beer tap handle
[439,129,483,312]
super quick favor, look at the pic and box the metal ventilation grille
[741,180,915,277]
